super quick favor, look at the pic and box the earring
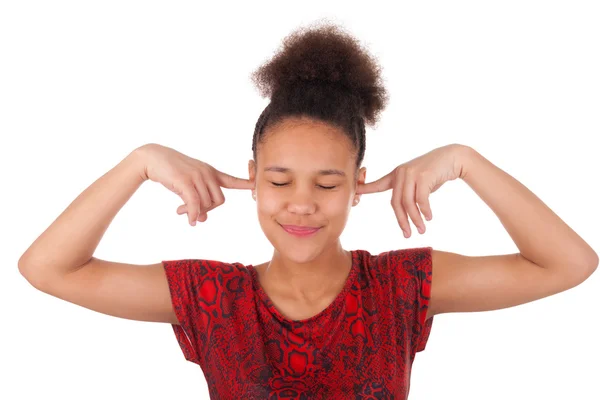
[353,198,359,204]
[252,192,256,199]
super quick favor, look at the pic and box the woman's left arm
[424,145,597,318]
[460,145,598,275]
[356,143,597,318]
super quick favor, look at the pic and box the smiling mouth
[279,224,322,237]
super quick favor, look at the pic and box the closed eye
[270,182,337,190]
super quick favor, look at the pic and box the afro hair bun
[251,20,388,126]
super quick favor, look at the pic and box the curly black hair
[250,20,389,173]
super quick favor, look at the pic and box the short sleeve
[390,246,434,356]
[412,247,434,353]
[162,258,241,365]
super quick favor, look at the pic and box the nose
[287,202,316,215]
[286,187,317,214]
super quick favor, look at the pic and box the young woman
[19,22,597,399]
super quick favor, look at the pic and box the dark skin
[247,116,366,321]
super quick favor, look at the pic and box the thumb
[356,171,394,194]
[216,169,255,190]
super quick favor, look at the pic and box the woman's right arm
[17,143,252,324]
[17,145,181,323]
[18,146,149,281]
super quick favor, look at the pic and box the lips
[281,224,321,232]
[280,224,322,237]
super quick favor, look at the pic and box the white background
[2,1,598,399]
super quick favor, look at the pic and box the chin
[274,245,324,264]
[265,227,326,260]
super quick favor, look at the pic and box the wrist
[456,144,479,180]
[129,145,152,182]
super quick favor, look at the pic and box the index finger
[215,170,255,190]
[356,171,394,194]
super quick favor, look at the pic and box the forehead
[258,118,354,172]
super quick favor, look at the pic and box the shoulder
[355,247,432,278]
[161,258,251,284]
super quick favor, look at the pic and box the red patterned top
[162,247,434,399]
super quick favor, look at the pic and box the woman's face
[248,117,367,263]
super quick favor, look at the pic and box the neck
[264,243,352,302]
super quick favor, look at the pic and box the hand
[137,143,254,226]
[356,143,469,238]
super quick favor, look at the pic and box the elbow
[586,258,598,281]
[18,259,50,292]
[590,251,599,271]
[565,248,599,285]
[572,257,598,286]
[580,251,599,279]
[18,256,31,281]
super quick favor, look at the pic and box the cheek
[322,195,351,215]
[256,192,280,214]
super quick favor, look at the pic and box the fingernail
[403,230,409,238]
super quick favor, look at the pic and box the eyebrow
[264,166,346,177]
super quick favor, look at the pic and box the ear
[248,160,257,199]
[359,166,367,184]
[354,166,367,204]
[248,159,256,181]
